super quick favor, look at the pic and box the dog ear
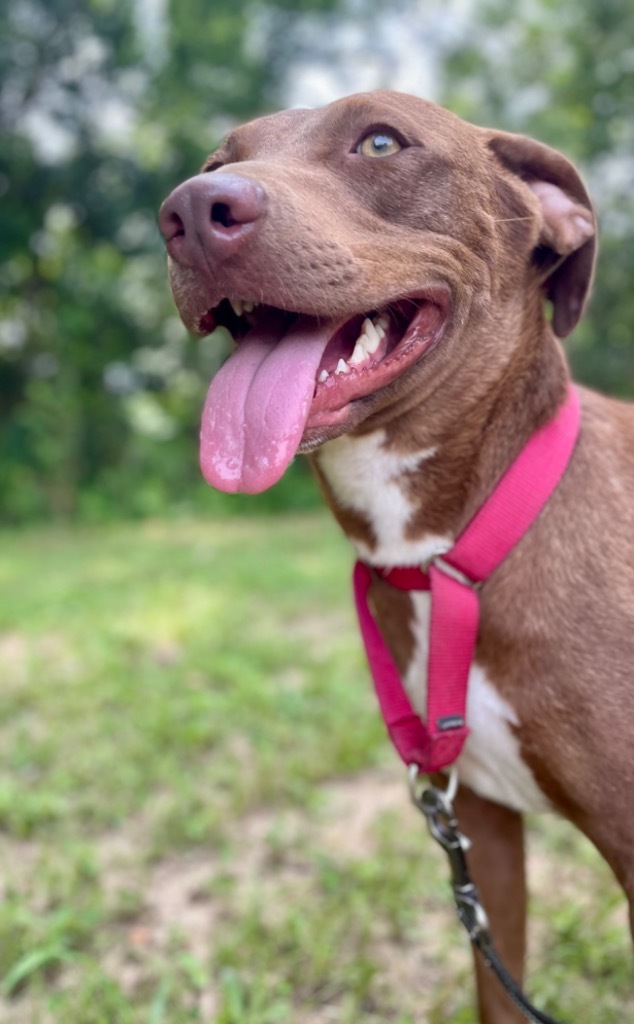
[488,131,596,338]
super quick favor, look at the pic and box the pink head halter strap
[353,385,581,773]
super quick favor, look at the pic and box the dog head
[159,91,595,493]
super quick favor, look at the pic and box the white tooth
[243,300,254,313]
[348,337,370,366]
[335,358,350,375]
[362,319,381,354]
[373,313,389,333]
[229,298,244,317]
[317,369,329,383]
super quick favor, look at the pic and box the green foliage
[2,0,633,523]
[0,0,341,523]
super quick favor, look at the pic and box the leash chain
[408,767,566,1024]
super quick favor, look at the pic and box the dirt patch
[106,766,408,947]
[95,766,471,1020]
[103,768,628,1018]
[0,630,81,692]
[2,765,630,1023]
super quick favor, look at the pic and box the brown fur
[160,91,634,1023]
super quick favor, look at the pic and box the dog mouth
[198,292,448,494]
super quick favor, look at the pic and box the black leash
[408,767,566,1024]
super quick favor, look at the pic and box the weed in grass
[527,896,633,1021]
[0,844,106,998]
[215,968,293,1024]
[213,844,425,1021]
[47,972,136,1024]
[0,891,92,998]
[0,781,69,837]
[146,784,228,858]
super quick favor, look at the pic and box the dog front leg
[451,784,527,1024]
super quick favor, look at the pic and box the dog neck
[311,325,569,566]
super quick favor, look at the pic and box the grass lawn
[0,513,631,1023]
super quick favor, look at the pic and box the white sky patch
[285,0,474,107]
[20,107,78,163]
[133,0,169,69]
[93,98,137,152]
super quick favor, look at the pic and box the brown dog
[159,91,634,1023]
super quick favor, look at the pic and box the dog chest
[317,430,551,814]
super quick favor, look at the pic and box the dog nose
[158,172,267,267]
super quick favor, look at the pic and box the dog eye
[357,132,402,158]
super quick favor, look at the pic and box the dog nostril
[161,210,185,243]
[211,201,238,229]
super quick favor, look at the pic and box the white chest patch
[318,429,551,815]
[317,430,451,566]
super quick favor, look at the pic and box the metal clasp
[408,765,491,944]
[408,765,567,1022]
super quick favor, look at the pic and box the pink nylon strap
[353,385,581,773]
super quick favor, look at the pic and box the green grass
[0,514,631,1022]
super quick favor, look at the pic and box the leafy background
[1,0,633,523]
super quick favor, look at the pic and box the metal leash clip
[407,764,566,1024]
[408,765,492,951]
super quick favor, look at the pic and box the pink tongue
[200,317,332,493]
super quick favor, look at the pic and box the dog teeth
[318,312,390,384]
[348,314,388,366]
[362,317,381,353]
[228,298,257,317]
[348,339,369,366]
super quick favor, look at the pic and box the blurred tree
[0,0,343,521]
[440,0,634,396]
[2,0,632,523]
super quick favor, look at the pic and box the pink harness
[353,386,581,774]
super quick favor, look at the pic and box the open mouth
[198,292,449,494]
